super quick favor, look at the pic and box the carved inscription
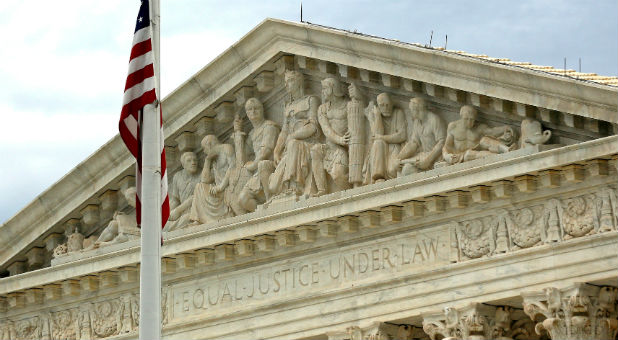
[171,229,449,319]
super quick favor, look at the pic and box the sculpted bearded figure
[442,105,516,165]
[165,152,200,231]
[364,92,407,183]
[267,70,321,198]
[398,97,446,175]
[313,77,350,194]
[346,82,365,187]
[189,135,235,224]
[236,98,280,212]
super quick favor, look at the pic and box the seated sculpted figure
[165,152,200,231]
[442,105,516,165]
[92,187,140,247]
[268,70,321,198]
[236,98,280,213]
[313,77,350,194]
[189,135,235,224]
[364,92,407,183]
[397,97,446,175]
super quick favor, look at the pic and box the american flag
[119,0,170,228]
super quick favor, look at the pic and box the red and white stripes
[119,0,169,229]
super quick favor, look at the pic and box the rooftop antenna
[578,57,581,79]
[300,2,303,22]
[428,30,433,47]
[445,34,448,50]
[564,57,567,76]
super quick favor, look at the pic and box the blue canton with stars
[134,0,150,33]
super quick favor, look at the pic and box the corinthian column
[422,303,535,340]
[522,283,618,340]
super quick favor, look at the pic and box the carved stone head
[284,70,303,96]
[460,105,478,128]
[409,97,428,121]
[244,97,264,124]
[122,187,137,208]
[376,93,393,116]
[200,135,221,159]
[321,77,344,102]
[180,152,198,174]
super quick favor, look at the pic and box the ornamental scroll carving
[3,289,169,340]
[422,303,539,340]
[450,187,618,263]
[522,283,618,340]
[334,322,428,340]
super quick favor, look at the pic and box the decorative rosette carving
[455,218,493,260]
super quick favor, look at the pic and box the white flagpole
[140,0,162,339]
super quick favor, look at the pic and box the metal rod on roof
[300,2,303,22]
[564,57,567,76]
[445,34,448,50]
[429,30,433,47]
[579,58,581,73]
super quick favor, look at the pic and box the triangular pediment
[1,18,616,277]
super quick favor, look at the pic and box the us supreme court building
[0,19,617,340]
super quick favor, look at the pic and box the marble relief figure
[189,135,235,224]
[364,92,407,183]
[520,117,551,149]
[314,77,351,194]
[442,105,516,165]
[398,97,446,176]
[236,98,280,213]
[165,152,200,231]
[346,82,365,188]
[92,187,139,247]
[267,70,321,198]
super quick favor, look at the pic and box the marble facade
[0,19,617,339]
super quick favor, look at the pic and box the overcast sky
[0,0,616,223]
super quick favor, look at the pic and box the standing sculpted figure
[268,70,321,198]
[364,92,407,183]
[397,97,446,175]
[165,151,200,231]
[189,135,235,224]
[347,82,365,187]
[236,98,280,212]
[442,105,516,165]
[313,77,350,194]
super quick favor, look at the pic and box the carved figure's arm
[200,158,214,184]
[232,115,247,166]
[258,124,279,161]
[291,97,320,140]
[318,104,340,144]
[381,109,407,144]
[442,122,459,164]
[484,124,512,138]
[398,140,419,160]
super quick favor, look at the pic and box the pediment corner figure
[441,105,517,166]
[87,186,141,249]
